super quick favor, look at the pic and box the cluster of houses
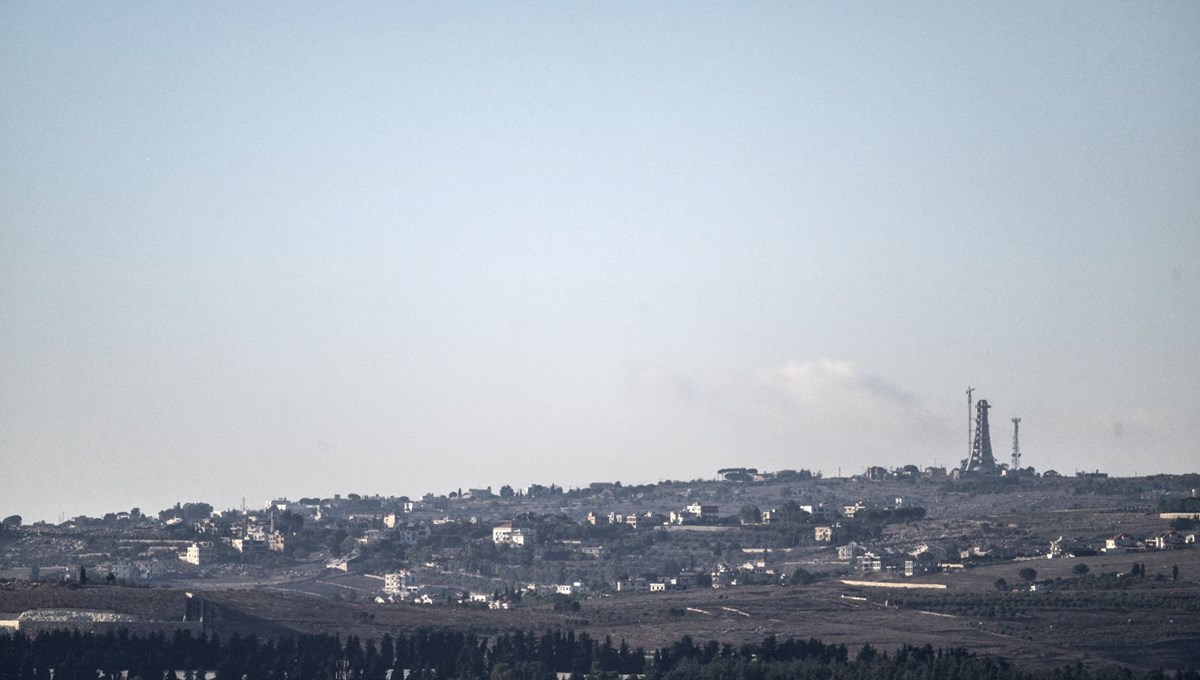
[224,517,288,555]
[1100,530,1196,554]
[167,497,440,567]
[583,503,722,528]
[711,558,777,587]
[378,569,587,609]
[859,464,1055,480]
[616,568,707,593]
[1042,530,1196,559]
[862,465,946,481]
[835,542,937,576]
[613,556,787,594]
[670,503,719,525]
[586,510,668,529]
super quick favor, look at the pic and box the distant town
[3,464,1198,609]
[3,400,1198,672]
[4,458,1200,677]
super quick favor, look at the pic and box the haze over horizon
[2,3,1198,524]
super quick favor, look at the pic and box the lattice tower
[963,399,996,474]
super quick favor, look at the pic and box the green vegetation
[1159,496,1200,514]
[2,628,1188,680]
[867,588,1200,619]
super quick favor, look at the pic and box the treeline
[1159,496,1200,513]
[2,628,1196,680]
[868,588,1200,619]
[0,628,644,680]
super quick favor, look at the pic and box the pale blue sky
[2,3,1198,522]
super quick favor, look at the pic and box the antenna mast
[1011,417,1021,470]
[966,386,975,465]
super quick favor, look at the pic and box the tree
[179,502,213,522]
[789,568,816,585]
[2,515,21,527]
[738,504,762,525]
[327,529,349,554]
[499,485,515,499]
[994,578,1008,591]
[1170,517,1198,531]
[778,501,810,523]
[276,511,304,534]
[160,503,183,521]
[1072,563,1089,576]
[1018,567,1037,583]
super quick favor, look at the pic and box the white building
[685,503,719,520]
[556,582,588,596]
[267,499,291,513]
[181,542,215,566]
[1104,533,1140,553]
[384,570,417,596]
[492,522,536,546]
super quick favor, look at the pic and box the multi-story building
[384,570,417,596]
[492,522,536,546]
[181,542,214,566]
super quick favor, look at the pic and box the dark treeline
[0,628,1195,680]
[0,628,640,680]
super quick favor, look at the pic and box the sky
[2,3,1198,523]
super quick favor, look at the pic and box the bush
[790,568,817,585]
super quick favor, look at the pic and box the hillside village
[3,469,1198,611]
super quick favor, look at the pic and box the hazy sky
[2,3,1198,522]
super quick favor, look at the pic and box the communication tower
[962,399,997,474]
[1011,417,1021,470]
